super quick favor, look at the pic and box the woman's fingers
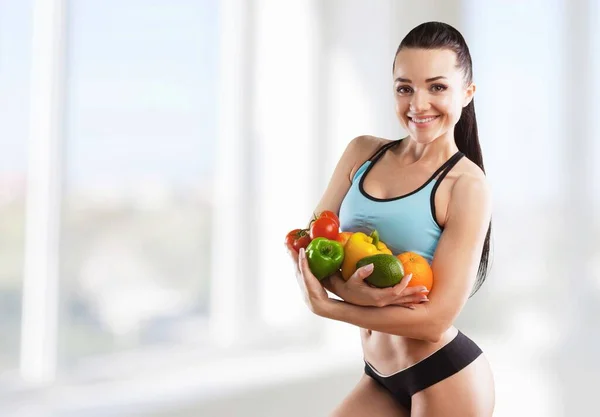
[389,284,427,298]
[297,248,329,308]
[348,263,374,282]
[391,290,430,309]
[379,276,432,306]
[379,274,413,298]
[394,294,429,305]
[298,248,323,290]
[393,273,413,292]
[297,248,311,279]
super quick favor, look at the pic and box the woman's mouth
[408,115,440,128]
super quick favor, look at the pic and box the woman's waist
[360,326,459,375]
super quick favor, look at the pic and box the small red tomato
[285,228,311,252]
[310,217,339,240]
[317,210,340,227]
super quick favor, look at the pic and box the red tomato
[285,229,311,252]
[310,217,339,240]
[318,210,340,227]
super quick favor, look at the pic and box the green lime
[356,254,405,288]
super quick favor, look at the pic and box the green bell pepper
[305,237,345,280]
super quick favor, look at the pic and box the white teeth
[412,116,438,124]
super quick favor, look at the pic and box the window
[7,0,328,401]
[59,0,218,365]
[0,0,33,376]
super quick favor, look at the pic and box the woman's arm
[305,136,381,227]
[303,173,492,342]
[322,270,427,308]
[323,299,434,340]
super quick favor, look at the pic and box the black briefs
[363,330,483,411]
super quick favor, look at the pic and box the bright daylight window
[3,0,322,393]
[0,0,32,379]
[59,0,218,369]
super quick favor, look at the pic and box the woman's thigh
[410,355,495,417]
[330,374,409,417]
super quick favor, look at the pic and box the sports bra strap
[367,139,402,162]
[433,151,464,184]
[365,138,463,186]
[429,151,464,228]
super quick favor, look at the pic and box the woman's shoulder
[345,135,395,180]
[451,156,491,204]
[455,155,488,184]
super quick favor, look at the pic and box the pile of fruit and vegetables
[286,211,433,291]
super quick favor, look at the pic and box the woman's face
[393,48,475,144]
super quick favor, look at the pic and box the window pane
[60,0,217,363]
[0,0,32,375]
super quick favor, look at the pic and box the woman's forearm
[319,299,441,342]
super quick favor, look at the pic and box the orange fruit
[396,252,433,291]
[335,231,353,248]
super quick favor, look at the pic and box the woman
[287,21,495,416]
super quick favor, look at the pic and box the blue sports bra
[338,139,464,263]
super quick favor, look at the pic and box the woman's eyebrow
[394,76,447,83]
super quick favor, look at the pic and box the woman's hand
[323,264,429,309]
[286,243,331,316]
[286,241,429,312]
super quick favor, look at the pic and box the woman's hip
[362,329,488,411]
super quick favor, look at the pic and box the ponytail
[454,99,492,296]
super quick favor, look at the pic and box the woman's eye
[396,86,412,94]
[431,84,448,92]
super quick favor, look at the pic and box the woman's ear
[463,83,476,107]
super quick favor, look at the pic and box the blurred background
[0,0,598,416]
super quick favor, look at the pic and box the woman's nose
[409,90,430,113]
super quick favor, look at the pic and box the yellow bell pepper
[341,230,392,280]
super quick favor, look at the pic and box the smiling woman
[288,21,495,416]
[392,48,477,163]
[394,72,456,131]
